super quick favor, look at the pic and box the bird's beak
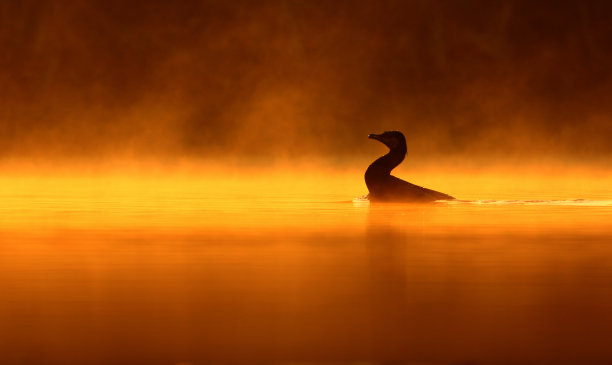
[368,133,382,141]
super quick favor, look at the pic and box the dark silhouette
[365,131,454,202]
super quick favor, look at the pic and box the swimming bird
[365,131,454,202]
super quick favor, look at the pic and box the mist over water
[2,1,612,364]
[2,0,612,164]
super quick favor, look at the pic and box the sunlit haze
[1,1,612,364]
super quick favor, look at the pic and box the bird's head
[368,131,407,153]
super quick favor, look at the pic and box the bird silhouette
[365,131,454,202]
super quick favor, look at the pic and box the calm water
[1,173,612,364]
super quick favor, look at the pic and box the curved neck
[368,148,405,176]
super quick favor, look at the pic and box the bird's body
[365,131,454,202]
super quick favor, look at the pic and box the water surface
[1,172,611,364]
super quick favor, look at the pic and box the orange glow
[2,1,612,362]
[1,166,612,364]
[1,165,610,234]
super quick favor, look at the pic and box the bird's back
[369,175,454,202]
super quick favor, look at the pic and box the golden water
[1,170,612,364]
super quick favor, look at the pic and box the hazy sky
[2,0,611,163]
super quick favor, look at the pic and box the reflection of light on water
[352,195,370,207]
[354,196,612,208]
[0,171,611,234]
[1,170,612,364]
[448,199,612,207]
